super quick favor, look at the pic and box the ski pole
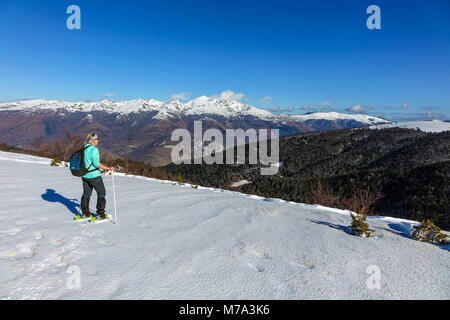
[112,171,118,224]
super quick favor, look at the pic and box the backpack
[69,145,99,177]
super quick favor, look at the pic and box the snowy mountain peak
[0,97,389,124]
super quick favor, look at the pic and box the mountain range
[0,97,390,166]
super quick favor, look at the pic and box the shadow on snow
[308,219,353,235]
[41,188,80,216]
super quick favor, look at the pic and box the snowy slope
[289,112,388,125]
[0,98,389,124]
[0,151,448,299]
[0,98,164,114]
[370,120,450,133]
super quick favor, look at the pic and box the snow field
[0,151,448,299]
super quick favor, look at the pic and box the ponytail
[85,133,96,145]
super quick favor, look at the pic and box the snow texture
[0,151,448,299]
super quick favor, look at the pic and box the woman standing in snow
[81,133,114,220]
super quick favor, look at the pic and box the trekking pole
[112,171,118,224]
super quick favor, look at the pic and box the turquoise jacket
[82,144,101,179]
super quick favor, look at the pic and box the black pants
[81,176,106,215]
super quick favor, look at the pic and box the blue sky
[0,0,449,120]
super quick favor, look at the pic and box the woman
[81,133,114,219]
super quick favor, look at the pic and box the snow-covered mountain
[0,97,391,166]
[0,97,388,124]
[370,119,450,133]
[0,150,448,299]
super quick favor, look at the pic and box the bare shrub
[39,142,52,155]
[309,181,341,208]
[343,189,381,215]
[51,139,64,158]
[62,131,84,161]
[307,181,381,216]
[30,134,44,152]
[41,131,84,161]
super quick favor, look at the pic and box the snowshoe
[74,212,94,222]
[90,213,109,223]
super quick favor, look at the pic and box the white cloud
[103,93,115,98]
[259,96,272,103]
[320,100,331,107]
[302,104,312,110]
[212,90,245,101]
[219,90,245,101]
[345,104,372,113]
[400,103,408,109]
[170,92,190,101]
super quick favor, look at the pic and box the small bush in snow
[410,220,449,245]
[100,169,112,175]
[350,208,374,238]
[50,157,61,167]
[177,173,183,185]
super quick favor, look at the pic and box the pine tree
[350,208,374,238]
[50,157,61,167]
[410,219,449,245]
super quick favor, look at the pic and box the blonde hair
[85,133,97,144]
